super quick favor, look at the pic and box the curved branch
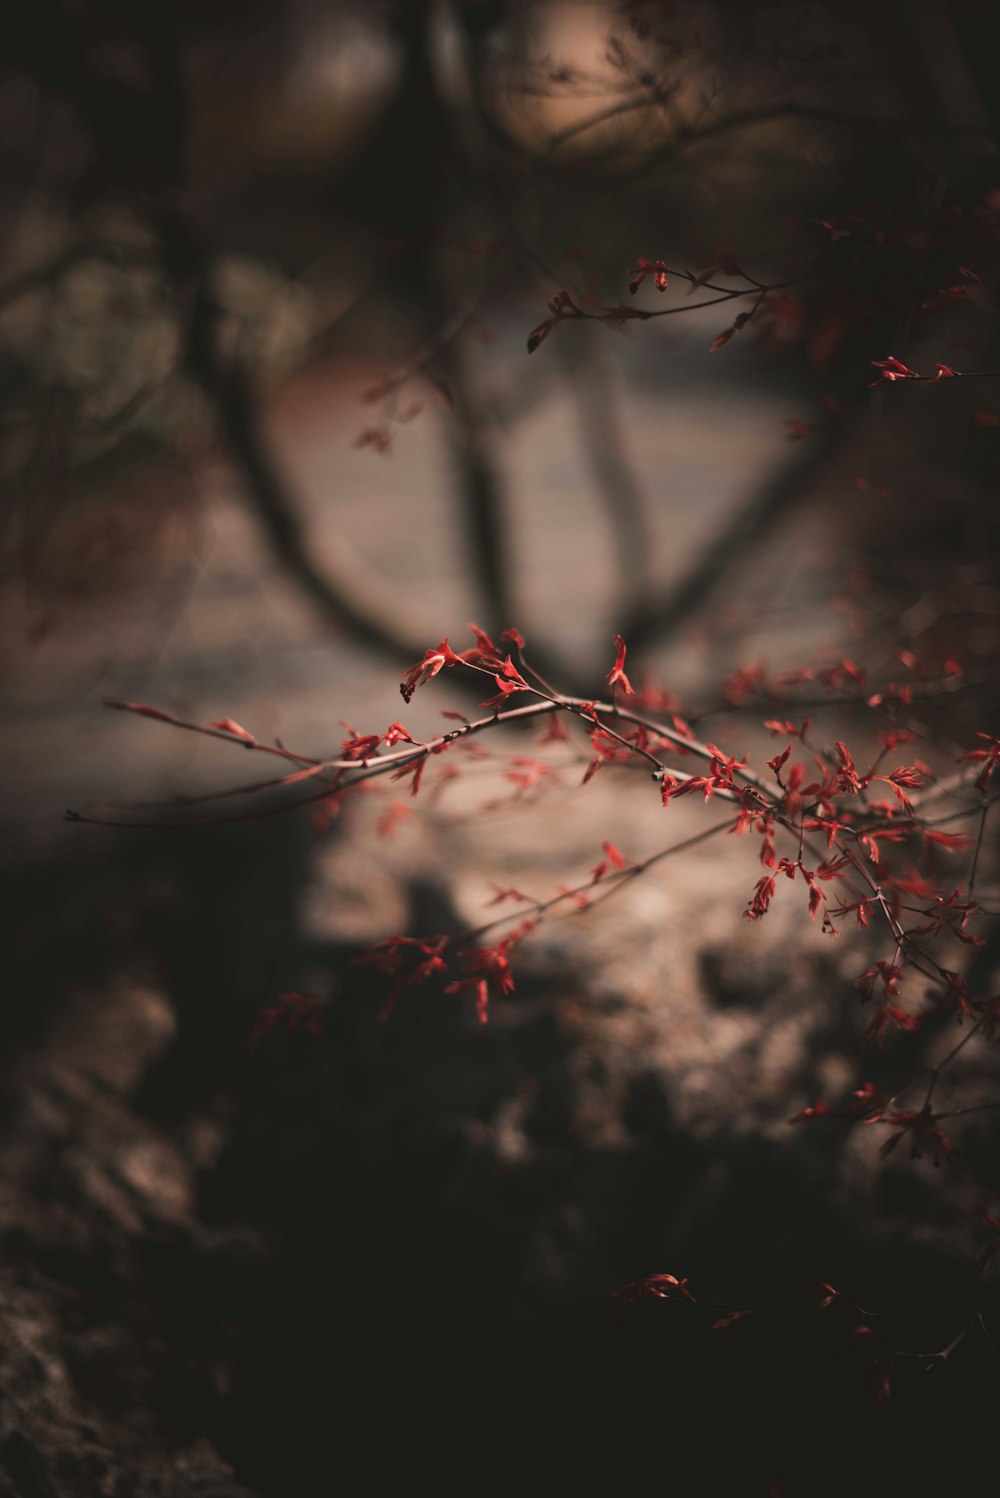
[182,288,433,662]
[620,413,848,651]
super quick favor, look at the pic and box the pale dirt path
[0,337,856,1136]
[0,332,826,821]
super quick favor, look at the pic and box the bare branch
[621,412,848,650]
[559,337,653,625]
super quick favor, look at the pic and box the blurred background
[2,2,1000,1494]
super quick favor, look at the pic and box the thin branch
[171,256,434,664]
[431,320,515,638]
[6,13,445,677]
[620,414,848,650]
[459,816,738,948]
[969,804,991,899]
[559,335,653,623]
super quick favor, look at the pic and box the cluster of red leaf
[90,617,1000,1417]
[244,991,330,1058]
[613,1261,998,1410]
[96,623,999,1091]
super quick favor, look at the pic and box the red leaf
[527,319,553,354]
[602,840,626,869]
[383,721,417,747]
[607,633,634,694]
[104,699,178,723]
[628,257,668,294]
[400,639,463,702]
[869,355,919,385]
[709,1309,757,1339]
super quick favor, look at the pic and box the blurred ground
[3,2,1000,1489]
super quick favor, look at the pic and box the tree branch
[620,412,848,650]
